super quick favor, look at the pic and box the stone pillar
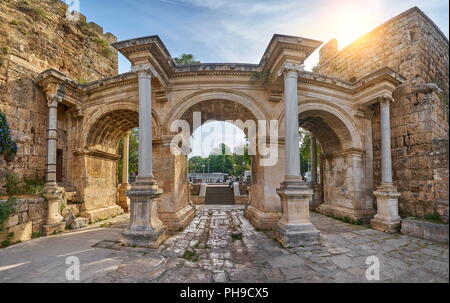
[42,85,66,235]
[274,63,320,247]
[121,66,167,248]
[309,135,321,210]
[118,132,131,212]
[371,95,401,233]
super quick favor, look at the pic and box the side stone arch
[81,101,162,151]
[278,99,374,222]
[277,99,363,152]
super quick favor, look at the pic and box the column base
[121,179,167,248]
[43,182,64,225]
[275,177,320,247]
[121,225,167,248]
[245,204,280,230]
[274,221,320,247]
[370,183,401,233]
[42,222,66,236]
[159,203,196,232]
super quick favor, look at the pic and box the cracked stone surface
[0,206,448,283]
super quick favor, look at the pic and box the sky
[75,0,449,157]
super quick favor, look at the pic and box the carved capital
[132,64,158,78]
[378,93,394,105]
[44,82,64,107]
[277,62,304,78]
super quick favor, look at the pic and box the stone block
[401,218,449,243]
[63,210,76,225]
[70,217,89,229]
[18,212,27,224]
[5,214,19,228]
[8,221,32,243]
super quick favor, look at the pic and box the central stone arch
[167,89,267,131]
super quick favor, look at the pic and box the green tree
[188,143,251,177]
[174,54,201,65]
[117,128,139,182]
[299,129,321,178]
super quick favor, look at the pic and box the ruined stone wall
[317,7,449,218]
[0,0,118,185]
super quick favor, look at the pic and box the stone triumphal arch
[35,34,405,247]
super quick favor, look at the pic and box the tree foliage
[299,129,321,177]
[188,143,251,176]
[117,128,139,182]
[174,54,201,65]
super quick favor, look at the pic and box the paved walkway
[0,206,448,283]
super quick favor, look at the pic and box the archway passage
[188,121,251,205]
[299,108,374,223]
[86,109,138,153]
[75,108,145,223]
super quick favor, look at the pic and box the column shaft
[122,132,130,185]
[46,101,58,185]
[310,136,317,184]
[137,71,153,180]
[284,70,301,178]
[380,100,393,184]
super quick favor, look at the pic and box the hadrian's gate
[33,33,412,244]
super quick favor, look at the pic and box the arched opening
[177,99,258,206]
[188,121,251,205]
[297,107,373,223]
[77,108,159,222]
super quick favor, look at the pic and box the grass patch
[31,231,41,239]
[95,38,114,57]
[231,231,243,241]
[17,0,46,20]
[5,173,45,196]
[182,248,198,262]
[329,214,363,226]
[0,196,17,230]
[1,232,14,248]
[410,214,446,225]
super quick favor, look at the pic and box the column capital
[277,62,304,78]
[378,93,394,104]
[132,64,157,78]
[44,82,64,107]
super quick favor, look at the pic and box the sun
[325,0,383,49]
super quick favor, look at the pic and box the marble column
[371,95,401,232]
[274,63,320,247]
[121,66,167,248]
[309,135,321,210]
[118,132,131,212]
[42,87,66,235]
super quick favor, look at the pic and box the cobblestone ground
[89,206,449,283]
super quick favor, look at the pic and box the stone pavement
[0,206,448,283]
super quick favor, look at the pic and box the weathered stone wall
[317,7,449,218]
[0,197,46,245]
[0,0,118,185]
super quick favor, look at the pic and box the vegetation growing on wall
[0,196,17,231]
